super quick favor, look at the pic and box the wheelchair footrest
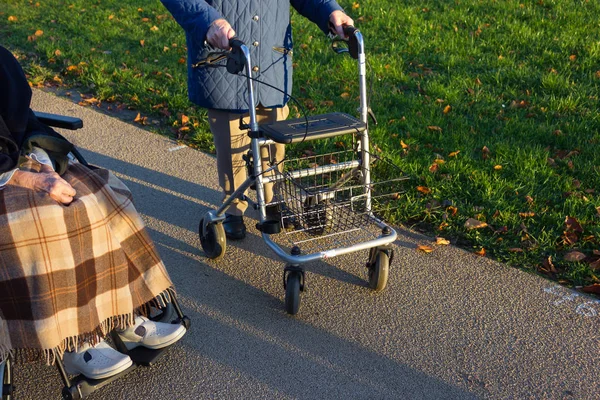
[259,112,366,144]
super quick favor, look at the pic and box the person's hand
[206,18,236,50]
[329,10,355,39]
[9,169,76,205]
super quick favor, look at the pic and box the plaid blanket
[0,160,173,363]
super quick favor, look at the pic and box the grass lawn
[2,0,599,290]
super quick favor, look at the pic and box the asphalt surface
[12,89,599,399]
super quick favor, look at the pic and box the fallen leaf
[340,92,350,99]
[8,16,17,22]
[519,212,535,218]
[564,216,584,233]
[429,164,438,173]
[447,206,458,216]
[464,218,488,229]
[416,186,431,195]
[400,140,409,149]
[140,39,145,47]
[582,284,600,295]
[417,245,434,253]
[34,29,43,36]
[541,256,557,274]
[427,125,442,132]
[494,165,502,170]
[562,231,579,246]
[181,114,189,125]
[482,146,490,160]
[443,105,451,114]
[436,237,450,245]
[54,49,62,56]
[474,248,486,256]
[508,248,523,253]
[564,251,586,262]
[448,150,460,157]
[150,25,159,32]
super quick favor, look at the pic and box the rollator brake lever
[358,106,378,126]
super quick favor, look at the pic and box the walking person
[160,0,354,239]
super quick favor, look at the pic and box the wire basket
[269,149,408,242]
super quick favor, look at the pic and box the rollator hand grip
[226,37,246,74]
[329,24,360,59]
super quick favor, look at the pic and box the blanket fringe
[5,287,175,365]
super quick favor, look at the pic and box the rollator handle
[226,37,246,74]
[328,24,360,59]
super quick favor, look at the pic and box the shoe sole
[123,326,187,351]
[64,357,133,380]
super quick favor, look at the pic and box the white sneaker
[117,316,186,350]
[63,340,132,380]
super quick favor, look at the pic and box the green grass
[2,0,600,288]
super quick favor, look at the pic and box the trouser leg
[208,105,288,216]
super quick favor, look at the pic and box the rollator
[198,27,408,314]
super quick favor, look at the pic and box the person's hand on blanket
[9,165,76,204]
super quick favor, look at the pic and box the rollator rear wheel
[1,357,12,400]
[199,217,226,260]
[368,250,389,292]
[285,271,302,315]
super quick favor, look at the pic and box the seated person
[0,45,186,380]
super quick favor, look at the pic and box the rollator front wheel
[199,217,226,260]
[368,250,389,292]
[285,271,302,315]
[1,357,13,400]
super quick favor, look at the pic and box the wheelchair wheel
[1,357,13,400]
[199,217,226,260]
[368,249,389,292]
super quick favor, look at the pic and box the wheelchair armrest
[34,111,83,130]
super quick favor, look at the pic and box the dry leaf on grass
[465,218,487,229]
[564,251,586,262]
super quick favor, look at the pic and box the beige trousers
[208,105,289,216]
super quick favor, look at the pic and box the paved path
[14,90,600,399]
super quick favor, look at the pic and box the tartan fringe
[6,287,175,366]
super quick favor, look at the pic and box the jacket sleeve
[160,0,223,44]
[290,0,344,35]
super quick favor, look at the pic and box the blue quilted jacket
[161,0,343,112]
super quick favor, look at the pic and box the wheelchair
[0,112,191,400]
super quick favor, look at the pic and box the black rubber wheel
[1,357,12,400]
[285,271,302,315]
[199,217,226,260]
[368,250,389,292]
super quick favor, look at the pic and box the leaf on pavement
[436,237,450,245]
[417,245,434,253]
[564,251,586,262]
[582,284,600,295]
[465,218,487,229]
